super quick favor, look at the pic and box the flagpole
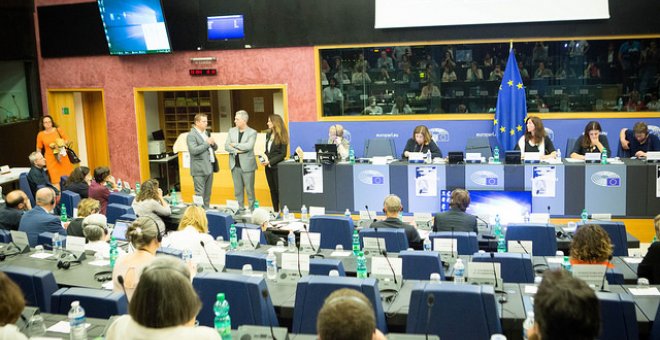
[509,40,513,51]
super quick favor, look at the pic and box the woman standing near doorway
[36,115,74,188]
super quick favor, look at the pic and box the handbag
[55,128,81,164]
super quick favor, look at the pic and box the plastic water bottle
[182,249,193,266]
[60,204,68,223]
[398,211,404,222]
[68,301,87,340]
[282,205,289,221]
[556,148,562,160]
[253,200,260,210]
[581,209,588,223]
[601,147,608,164]
[287,230,296,252]
[494,214,502,236]
[453,258,465,284]
[522,311,535,340]
[423,237,432,251]
[356,251,368,278]
[52,234,62,256]
[109,236,118,268]
[352,229,360,255]
[266,250,277,280]
[561,256,572,273]
[426,149,432,164]
[135,182,140,195]
[213,293,232,340]
[349,147,355,164]
[229,224,238,250]
[301,205,308,222]
[497,233,506,253]
[653,235,658,243]
[344,209,351,219]
[618,97,624,111]
[493,146,500,163]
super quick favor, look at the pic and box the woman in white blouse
[131,179,171,233]
[161,206,223,265]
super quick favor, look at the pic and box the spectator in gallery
[376,66,393,83]
[320,71,328,84]
[584,61,601,79]
[321,58,331,74]
[363,96,383,115]
[639,41,659,94]
[333,69,350,84]
[518,61,530,83]
[397,53,411,71]
[466,61,484,81]
[624,90,646,112]
[457,103,468,113]
[534,62,553,79]
[354,53,370,73]
[441,64,457,82]
[423,63,438,83]
[645,93,660,111]
[532,42,548,64]
[483,52,494,68]
[351,64,372,84]
[419,54,439,70]
[399,62,414,83]
[554,64,575,80]
[322,78,343,116]
[419,81,441,99]
[376,51,394,71]
[390,96,413,114]
[440,51,456,69]
[489,64,504,81]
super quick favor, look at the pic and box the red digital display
[189,69,218,76]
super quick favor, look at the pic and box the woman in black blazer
[262,114,288,213]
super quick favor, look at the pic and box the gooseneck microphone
[425,293,435,340]
[600,255,613,292]
[450,226,456,259]
[302,224,318,254]
[243,222,258,249]
[199,241,219,272]
[517,240,530,255]
[365,205,383,256]
[261,289,278,340]
[117,275,128,298]
[490,252,507,302]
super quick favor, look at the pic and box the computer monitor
[465,191,532,225]
[207,15,245,40]
[111,220,131,241]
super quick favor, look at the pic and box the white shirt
[0,325,28,340]
[106,314,221,340]
[162,226,224,265]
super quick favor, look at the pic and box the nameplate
[465,153,482,162]
[0,165,9,174]
[359,210,378,221]
[240,229,262,249]
[467,261,502,287]
[192,195,204,206]
[433,238,457,253]
[524,153,541,163]
[572,264,608,290]
[298,232,321,252]
[281,252,310,272]
[507,240,533,255]
[9,230,30,251]
[371,256,403,277]
[363,237,386,255]
[226,200,239,211]
[303,152,317,161]
[529,213,550,224]
[195,246,225,267]
[66,236,86,253]
[371,156,389,165]
[646,151,660,162]
[584,153,601,163]
[309,206,325,217]
[408,152,424,163]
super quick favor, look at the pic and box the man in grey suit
[433,188,478,233]
[225,110,257,211]
[186,113,218,208]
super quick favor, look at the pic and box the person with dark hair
[370,194,422,250]
[570,121,610,159]
[317,288,386,340]
[0,272,28,340]
[18,187,65,246]
[262,114,289,213]
[528,269,600,340]
[35,115,74,188]
[0,190,31,231]
[106,257,220,339]
[402,125,442,159]
[112,217,161,301]
[637,215,660,283]
[516,116,556,160]
[62,166,91,198]
[570,224,614,268]
[88,166,116,215]
[66,198,100,237]
[322,78,343,116]
[132,179,170,233]
[187,113,218,209]
[433,188,478,233]
[619,121,660,158]
[26,151,59,197]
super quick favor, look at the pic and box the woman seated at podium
[161,206,223,265]
[402,125,442,159]
[328,124,350,160]
[569,121,610,160]
[515,116,557,160]
[569,224,614,268]
[131,179,171,234]
[637,215,660,284]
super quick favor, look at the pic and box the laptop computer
[111,220,131,241]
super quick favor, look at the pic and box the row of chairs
[0,264,643,339]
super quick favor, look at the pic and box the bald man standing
[18,188,65,246]
[0,190,31,231]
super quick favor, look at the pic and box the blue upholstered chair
[577,221,629,256]
[596,291,639,340]
[156,247,183,259]
[61,190,81,218]
[1,265,58,312]
[505,223,557,256]
[106,203,133,225]
[193,272,278,329]
[292,275,387,334]
[406,282,502,338]
[207,211,234,240]
[399,250,445,280]
[50,287,127,318]
[19,173,35,207]
[308,215,354,250]
[359,228,408,253]
[118,213,137,222]
[428,231,479,255]
[235,223,267,245]
[0,229,10,243]
[309,258,346,276]
[225,251,267,271]
[108,192,134,206]
[471,252,534,283]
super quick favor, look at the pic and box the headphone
[129,216,163,244]
[57,255,81,270]
[94,270,113,282]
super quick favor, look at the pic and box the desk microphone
[450,226,456,259]
[517,240,530,255]
[424,293,435,340]
[242,222,259,249]
[302,224,323,258]
[476,216,491,237]
[296,237,302,277]
[117,275,128,298]
[199,241,219,272]
[365,205,383,257]
[490,252,507,302]
[600,255,613,292]
[261,289,278,340]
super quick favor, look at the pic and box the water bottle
[349,147,355,164]
[301,205,308,222]
[352,229,360,256]
[453,258,465,284]
[356,251,368,278]
[497,233,506,253]
[344,209,351,219]
[618,97,624,111]
[282,205,289,221]
[135,182,140,195]
[523,211,530,223]
[116,178,122,192]
[68,301,87,340]
[213,293,232,340]
[581,209,588,223]
[266,250,277,280]
[601,147,608,164]
[398,211,404,222]
[423,237,432,251]
[60,203,68,223]
[653,235,658,243]
[556,148,562,160]
[170,188,178,206]
[426,149,432,164]
[494,214,502,236]
[561,256,572,273]
[52,234,62,256]
[493,146,500,163]
[109,236,118,268]
[522,311,535,340]
[253,200,260,210]
[229,224,238,250]
[182,249,193,266]
[287,230,296,252]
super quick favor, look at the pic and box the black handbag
[55,128,81,164]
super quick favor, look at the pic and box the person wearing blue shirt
[18,187,65,246]
[619,121,660,158]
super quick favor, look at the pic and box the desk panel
[524,164,565,215]
[353,164,390,212]
[406,165,446,213]
[585,164,627,216]
[465,164,504,191]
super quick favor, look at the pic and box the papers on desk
[30,252,54,259]
[623,257,643,264]
[524,285,538,294]
[546,256,564,264]
[47,321,91,333]
[564,158,584,163]
[276,221,306,232]
[628,287,660,296]
[102,281,114,290]
[89,260,110,267]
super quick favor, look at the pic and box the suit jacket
[370,217,423,250]
[0,206,24,231]
[638,242,660,284]
[187,128,219,176]
[433,208,478,233]
[265,132,287,168]
[27,166,58,197]
[18,206,66,246]
[225,127,257,171]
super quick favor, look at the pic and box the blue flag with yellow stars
[493,48,527,151]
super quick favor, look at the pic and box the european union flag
[493,48,527,151]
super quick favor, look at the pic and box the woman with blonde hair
[132,179,171,233]
[67,198,101,237]
[402,125,442,158]
[570,224,614,268]
[161,206,222,265]
[262,114,289,213]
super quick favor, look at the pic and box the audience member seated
[402,125,442,159]
[112,217,160,301]
[375,66,393,83]
[620,121,660,158]
[161,206,223,264]
[624,90,646,112]
[637,215,660,284]
[131,179,171,233]
[489,64,504,81]
[61,166,91,199]
[322,78,343,116]
[376,51,394,71]
[584,61,601,79]
[527,269,600,340]
[533,62,553,79]
[440,51,456,69]
[106,257,220,340]
[363,97,383,115]
[399,63,414,83]
[317,288,387,340]
[441,64,458,82]
[327,124,350,160]
[466,61,484,81]
[569,224,614,268]
[532,42,548,64]
[0,190,30,231]
[354,53,369,73]
[26,151,59,197]
[0,272,28,340]
[518,61,530,83]
[18,187,65,246]
[423,64,438,83]
[370,194,422,250]
[419,54,439,70]
[351,65,372,84]
[89,166,117,215]
[390,96,412,114]
[515,116,557,160]
[433,189,477,233]
[67,198,100,237]
[570,121,611,159]
[251,208,283,245]
[419,80,441,99]
[83,213,125,258]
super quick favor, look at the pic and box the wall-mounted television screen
[207,15,245,40]
[465,190,532,225]
[97,0,171,55]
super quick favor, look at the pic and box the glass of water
[25,314,46,337]
[242,264,253,276]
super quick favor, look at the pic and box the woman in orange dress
[35,115,74,188]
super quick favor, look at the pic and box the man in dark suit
[433,188,478,233]
[186,113,218,208]
[0,190,31,231]
[27,151,59,198]
[18,187,66,246]
[370,194,422,250]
